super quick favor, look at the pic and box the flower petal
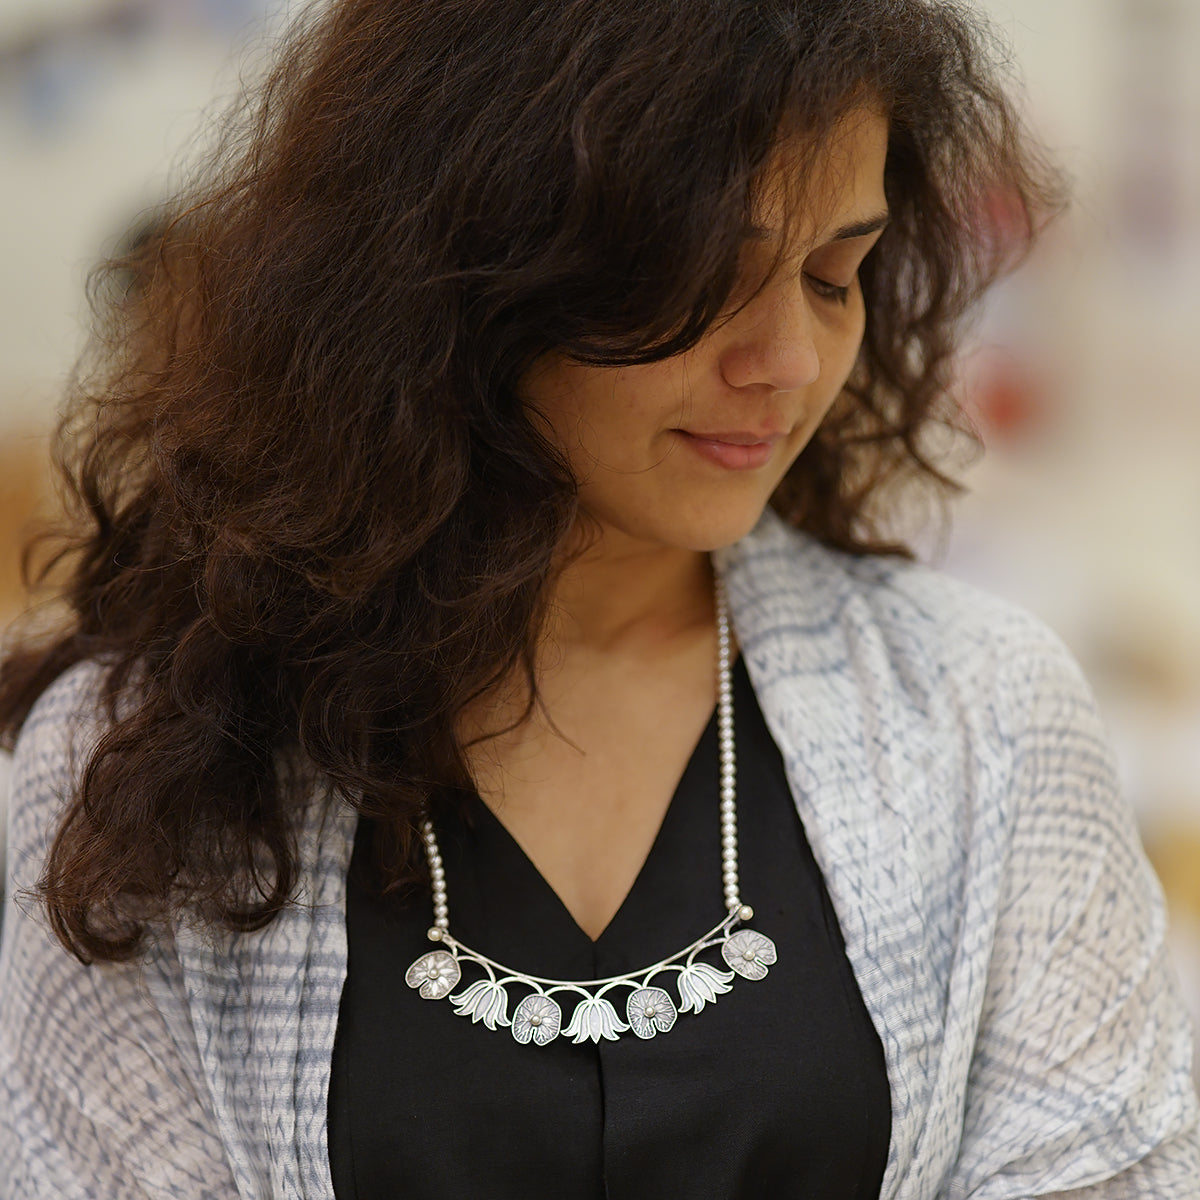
[405,950,461,1000]
[486,986,511,1030]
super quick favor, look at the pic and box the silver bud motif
[562,996,629,1044]
[449,979,511,1029]
[677,961,736,1014]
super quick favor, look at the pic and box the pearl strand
[420,569,749,940]
[714,574,744,916]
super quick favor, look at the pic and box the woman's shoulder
[15,657,109,749]
[7,660,110,893]
[1,658,247,1198]
[11,657,112,798]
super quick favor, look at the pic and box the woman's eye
[804,274,851,305]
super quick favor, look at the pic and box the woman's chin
[589,502,774,557]
[688,509,774,553]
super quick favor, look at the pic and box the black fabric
[328,656,890,1199]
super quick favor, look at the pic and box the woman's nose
[717,287,821,394]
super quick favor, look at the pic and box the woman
[1,0,1196,1196]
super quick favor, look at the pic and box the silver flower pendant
[404,907,776,1046]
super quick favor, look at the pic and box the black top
[328,656,891,1199]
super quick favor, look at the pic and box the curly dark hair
[1,0,1063,962]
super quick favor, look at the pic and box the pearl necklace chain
[405,571,778,1044]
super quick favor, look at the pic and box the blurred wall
[0,0,291,430]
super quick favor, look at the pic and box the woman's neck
[456,525,721,750]
[543,526,716,658]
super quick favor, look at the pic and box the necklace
[404,570,777,1044]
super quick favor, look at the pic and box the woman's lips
[673,430,781,470]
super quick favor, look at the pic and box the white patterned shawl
[3,508,1198,1198]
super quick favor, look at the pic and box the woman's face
[521,105,891,554]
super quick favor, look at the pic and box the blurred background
[1,0,1198,1069]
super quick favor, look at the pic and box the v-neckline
[463,700,715,945]
[455,656,742,955]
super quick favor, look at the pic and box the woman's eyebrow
[744,211,890,243]
[829,211,891,241]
